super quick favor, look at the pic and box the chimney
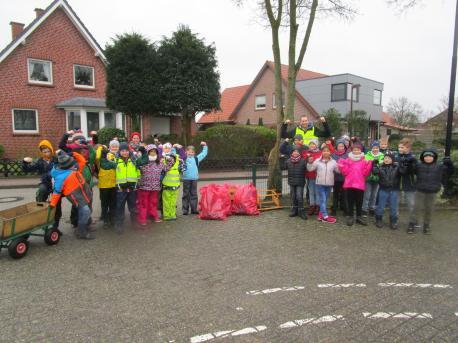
[34,8,44,18]
[10,22,25,41]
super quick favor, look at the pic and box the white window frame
[73,64,95,89]
[65,108,124,138]
[373,89,382,106]
[255,95,266,110]
[12,108,39,133]
[272,92,285,109]
[27,58,53,85]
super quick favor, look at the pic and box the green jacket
[365,151,384,182]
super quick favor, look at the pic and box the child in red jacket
[304,139,322,215]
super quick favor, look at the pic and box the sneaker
[322,216,336,223]
[375,216,383,228]
[289,208,298,217]
[390,222,398,230]
[78,233,95,240]
[346,216,354,226]
[356,216,368,226]
[407,223,416,234]
[317,212,323,221]
[191,210,200,215]
[182,211,189,215]
[299,209,308,220]
[361,210,368,218]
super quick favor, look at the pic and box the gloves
[138,146,147,154]
[101,150,108,158]
[443,156,453,166]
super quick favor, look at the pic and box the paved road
[0,187,457,342]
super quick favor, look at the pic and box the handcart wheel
[44,228,61,246]
[8,238,29,259]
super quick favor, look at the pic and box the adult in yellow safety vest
[281,115,331,145]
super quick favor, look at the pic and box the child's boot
[289,207,298,217]
[423,223,431,235]
[407,222,416,234]
[346,216,354,226]
[356,216,368,226]
[375,215,383,228]
[390,217,398,230]
[299,208,308,220]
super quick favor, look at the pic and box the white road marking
[236,307,244,311]
[362,312,433,319]
[279,315,344,329]
[318,283,366,288]
[246,286,305,295]
[378,283,453,289]
[190,326,266,342]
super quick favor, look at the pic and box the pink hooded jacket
[338,154,373,191]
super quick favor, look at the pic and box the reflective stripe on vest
[295,126,317,145]
[115,158,138,184]
[162,156,180,187]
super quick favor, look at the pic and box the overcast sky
[1,0,456,118]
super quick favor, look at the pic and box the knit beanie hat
[109,140,120,148]
[72,130,86,143]
[56,150,75,169]
[293,134,303,141]
[371,140,380,148]
[335,139,346,148]
[146,144,158,153]
[308,138,319,147]
[119,142,129,152]
[351,142,363,151]
[384,152,395,161]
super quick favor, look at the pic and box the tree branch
[295,0,318,71]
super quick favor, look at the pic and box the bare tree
[386,97,423,127]
[234,0,420,191]
[437,95,458,113]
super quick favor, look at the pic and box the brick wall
[234,67,312,126]
[0,8,106,158]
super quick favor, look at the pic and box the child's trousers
[115,190,137,228]
[307,178,319,206]
[411,191,436,226]
[376,189,398,221]
[290,185,305,210]
[345,188,364,217]
[182,180,198,214]
[162,188,179,220]
[137,189,160,223]
[100,187,116,224]
[362,181,379,212]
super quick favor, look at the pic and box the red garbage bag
[231,183,260,216]
[198,184,232,220]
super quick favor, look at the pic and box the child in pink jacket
[338,142,373,226]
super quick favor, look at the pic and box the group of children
[22,130,208,239]
[283,135,454,233]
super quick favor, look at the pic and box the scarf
[290,154,301,163]
[348,152,363,161]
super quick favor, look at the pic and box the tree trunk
[181,114,192,146]
[265,0,283,193]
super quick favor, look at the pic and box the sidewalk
[0,170,256,189]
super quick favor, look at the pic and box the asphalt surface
[0,186,457,342]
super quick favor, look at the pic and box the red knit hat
[130,132,141,141]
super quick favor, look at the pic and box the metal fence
[0,159,35,177]
[249,164,289,195]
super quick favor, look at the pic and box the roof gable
[0,0,106,64]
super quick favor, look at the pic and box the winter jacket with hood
[138,146,171,191]
[338,153,373,191]
[95,146,116,189]
[331,150,348,183]
[22,140,57,189]
[414,149,455,193]
[287,157,307,187]
[307,157,340,186]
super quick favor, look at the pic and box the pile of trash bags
[198,183,259,220]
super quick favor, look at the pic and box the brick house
[0,0,193,159]
[198,61,322,128]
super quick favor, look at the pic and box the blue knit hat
[371,140,380,148]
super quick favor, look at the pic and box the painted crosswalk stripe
[279,315,344,329]
[190,326,267,342]
[378,283,453,289]
[246,286,305,295]
[318,283,366,288]
[363,312,433,319]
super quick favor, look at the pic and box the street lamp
[445,0,458,157]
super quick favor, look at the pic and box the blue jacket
[182,146,208,180]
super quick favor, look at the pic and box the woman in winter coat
[307,146,340,223]
[286,148,308,220]
[338,142,373,226]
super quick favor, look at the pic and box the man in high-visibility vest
[281,115,331,145]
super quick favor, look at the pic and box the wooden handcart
[0,202,60,259]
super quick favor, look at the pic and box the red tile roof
[381,111,396,125]
[198,85,250,124]
[381,111,419,131]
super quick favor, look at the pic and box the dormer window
[28,59,53,85]
[74,64,95,88]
